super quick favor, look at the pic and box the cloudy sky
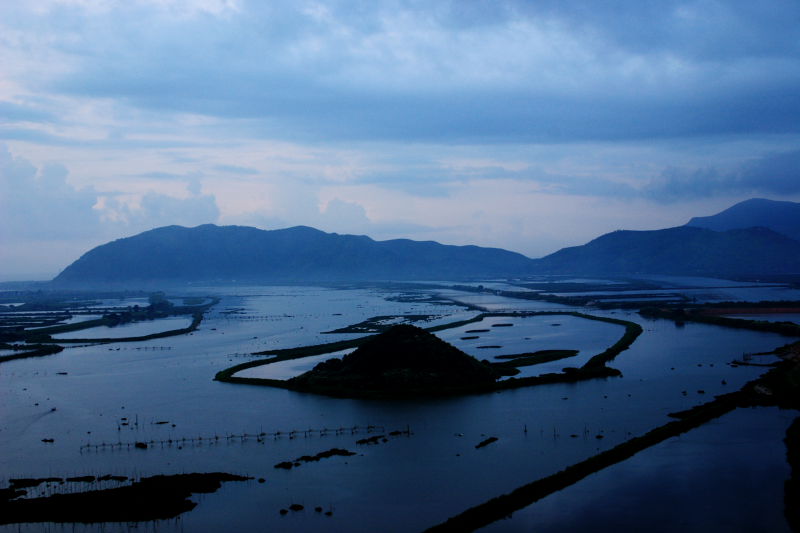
[1,0,799,280]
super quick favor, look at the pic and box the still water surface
[481,406,796,532]
[0,284,796,531]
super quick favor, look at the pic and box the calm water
[50,316,193,339]
[437,314,624,377]
[236,349,352,380]
[481,406,796,532]
[0,284,796,532]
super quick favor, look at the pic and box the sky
[1,0,799,280]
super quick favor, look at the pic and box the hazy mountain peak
[686,198,800,242]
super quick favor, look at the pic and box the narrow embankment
[426,359,798,532]
[215,311,643,397]
[425,342,800,532]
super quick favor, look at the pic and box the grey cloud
[358,159,638,199]
[0,146,100,242]
[526,0,800,60]
[357,167,455,198]
[14,1,795,143]
[213,164,259,175]
[228,195,435,241]
[0,145,220,243]
[530,171,638,198]
[136,191,219,227]
[100,180,220,232]
[136,171,204,180]
[0,101,55,123]
[0,125,212,149]
[644,149,800,202]
[738,150,800,194]
[0,127,83,146]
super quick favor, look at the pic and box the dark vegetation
[323,314,440,334]
[35,311,208,344]
[274,448,356,470]
[639,306,800,337]
[0,293,218,356]
[492,350,579,368]
[0,344,64,363]
[356,435,386,445]
[287,325,500,396]
[475,437,498,449]
[0,473,250,524]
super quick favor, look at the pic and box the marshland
[1,278,799,531]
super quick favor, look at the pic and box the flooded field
[481,406,796,533]
[51,316,194,340]
[0,281,797,531]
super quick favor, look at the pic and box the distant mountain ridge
[53,224,538,284]
[531,225,800,277]
[686,198,800,242]
[53,198,800,285]
[529,198,800,278]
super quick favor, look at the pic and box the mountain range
[52,198,800,284]
[54,224,535,284]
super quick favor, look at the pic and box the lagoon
[0,283,796,531]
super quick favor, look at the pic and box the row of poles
[80,424,389,452]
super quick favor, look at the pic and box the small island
[287,324,499,397]
[216,311,640,398]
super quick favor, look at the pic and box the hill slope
[686,198,800,242]
[532,225,800,277]
[53,224,537,284]
[288,324,498,395]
